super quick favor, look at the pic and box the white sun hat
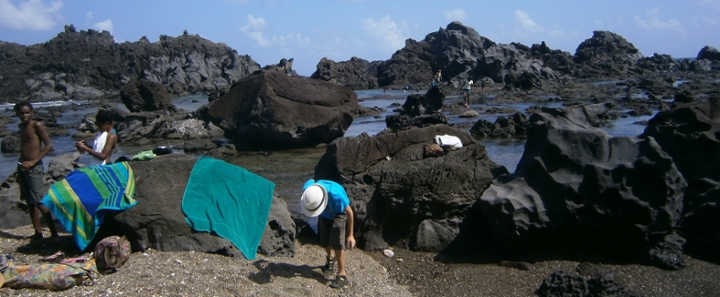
[300,184,328,217]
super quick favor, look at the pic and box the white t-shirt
[80,131,108,166]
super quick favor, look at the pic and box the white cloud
[634,7,684,33]
[93,19,113,33]
[85,11,92,19]
[0,0,63,30]
[241,14,271,47]
[362,15,406,50]
[444,8,466,21]
[272,33,310,46]
[514,10,544,33]
[244,14,266,31]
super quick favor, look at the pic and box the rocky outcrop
[470,112,529,138]
[120,79,175,112]
[199,69,358,150]
[536,267,640,297]
[313,125,507,252]
[311,57,381,89]
[572,31,644,78]
[385,88,448,130]
[0,135,20,153]
[641,98,720,259]
[99,154,295,257]
[472,105,687,269]
[697,46,720,61]
[0,25,261,102]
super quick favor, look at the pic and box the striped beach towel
[42,162,137,250]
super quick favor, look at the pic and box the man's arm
[344,205,355,249]
[32,121,53,166]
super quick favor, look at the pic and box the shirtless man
[15,101,59,241]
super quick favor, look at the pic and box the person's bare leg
[38,204,59,237]
[29,206,43,239]
[336,249,346,276]
[325,246,335,259]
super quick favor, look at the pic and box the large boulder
[99,154,295,257]
[573,31,644,78]
[470,112,529,138]
[641,98,720,259]
[120,79,175,112]
[314,125,507,252]
[473,104,687,269]
[1,135,20,153]
[696,46,720,61]
[311,57,380,90]
[199,69,358,150]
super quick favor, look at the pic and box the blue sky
[1,0,719,76]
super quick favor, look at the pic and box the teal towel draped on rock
[181,157,275,260]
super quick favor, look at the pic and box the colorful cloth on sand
[2,259,97,290]
[42,162,137,250]
[182,157,275,260]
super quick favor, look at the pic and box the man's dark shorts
[17,161,45,206]
[319,213,347,250]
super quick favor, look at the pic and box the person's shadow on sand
[248,259,326,285]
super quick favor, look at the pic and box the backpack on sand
[94,236,131,273]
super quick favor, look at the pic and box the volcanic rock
[120,79,175,112]
[311,57,381,89]
[98,154,295,257]
[642,98,720,260]
[314,125,507,251]
[0,25,260,101]
[199,69,358,150]
[473,104,687,268]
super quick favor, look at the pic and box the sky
[1,0,719,76]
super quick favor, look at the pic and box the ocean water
[0,91,652,199]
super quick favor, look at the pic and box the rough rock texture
[311,57,381,89]
[536,269,641,297]
[199,69,358,150]
[95,109,216,142]
[314,125,507,252]
[258,197,297,257]
[120,79,175,112]
[0,25,260,101]
[641,99,720,260]
[313,23,708,91]
[99,154,295,257]
[473,104,687,269]
[697,46,720,61]
[0,135,20,153]
[572,31,644,78]
[470,112,529,138]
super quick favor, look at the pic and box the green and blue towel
[42,162,137,250]
[182,157,275,260]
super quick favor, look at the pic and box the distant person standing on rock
[462,78,474,108]
[432,69,442,87]
[301,179,355,289]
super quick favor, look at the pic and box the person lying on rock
[14,101,60,242]
[300,179,355,289]
[76,109,117,166]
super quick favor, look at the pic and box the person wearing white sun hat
[301,179,355,289]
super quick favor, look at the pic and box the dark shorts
[464,89,471,95]
[319,213,347,250]
[17,161,45,206]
